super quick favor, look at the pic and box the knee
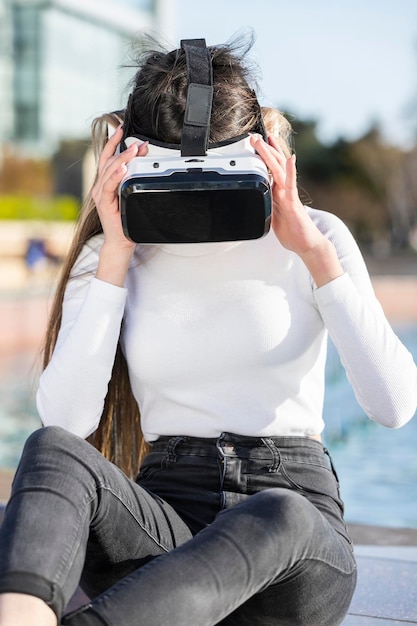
[23,426,88,462]
[242,489,316,535]
[215,490,318,569]
[15,427,99,495]
[25,425,75,449]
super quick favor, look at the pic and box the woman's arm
[36,238,128,437]
[312,211,417,428]
[251,134,417,428]
[37,127,149,436]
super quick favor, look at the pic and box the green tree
[288,117,407,246]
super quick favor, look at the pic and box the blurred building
[0,0,176,157]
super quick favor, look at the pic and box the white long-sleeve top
[37,207,417,441]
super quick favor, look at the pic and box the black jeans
[0,427,356,625]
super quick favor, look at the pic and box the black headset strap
[180,38,213,157]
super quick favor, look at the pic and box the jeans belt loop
[166,436,188,463]
[261,437,282,473]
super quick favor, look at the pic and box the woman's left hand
[250,134,325,254]
[250,134,344,287]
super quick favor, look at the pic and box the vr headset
[118,39,272,244]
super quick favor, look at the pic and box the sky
[170,0,417,148]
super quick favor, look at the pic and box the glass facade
[40,7,129,145]
[0,0,172,155]
[121,0,154,9]
[0,0,14,144]
[13,5,41,141]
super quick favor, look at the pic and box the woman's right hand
[92,124,148,251]
[92,125,149,286]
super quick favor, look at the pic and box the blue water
[1,326,416,528]
[0,351,41,469]
[323,324,417,528]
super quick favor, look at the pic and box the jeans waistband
[150,432,325,458]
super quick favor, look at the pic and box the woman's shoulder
[305,206,351,240]
[71,233,104,276]
[305,206,372,283]
[305,206,362,259]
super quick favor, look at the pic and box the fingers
[285,155,299,202]
[251,135,287,183]
[104,142,137,176]
[100,144,146,199]
[100,163,128,206]
[94,140,149,208]
[251,134,298,190]
[251,134,286,163]
[266,134,288,165]
[99,140,138,179]
[98,124,149,176]
[98,124,124,172]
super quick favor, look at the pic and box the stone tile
[342,617,415,625]
[349,523,417,546]
[344,549,417,624]
[0,470,13,501]
[355,545,417,561]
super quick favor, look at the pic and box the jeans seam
[95,484,173,554]
[298,554,357,576]
[53,491,97,587]
[280,457,332,471]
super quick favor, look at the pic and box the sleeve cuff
[89,276,128,303]
[313,272,353,308]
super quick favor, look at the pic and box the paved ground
[342,545,417,625]
[0,471,13,501]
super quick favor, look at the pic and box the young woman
[0,37,416,626]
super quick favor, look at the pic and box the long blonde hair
[261,106,294,158]
[43,111,150,478]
